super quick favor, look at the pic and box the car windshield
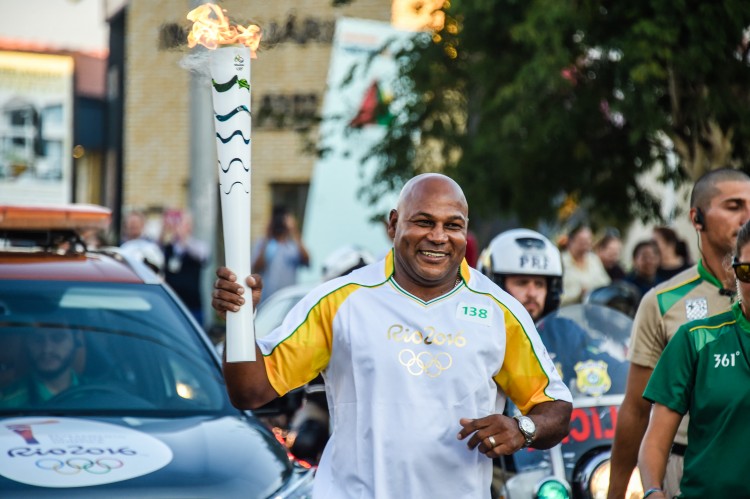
[0,281,234,417]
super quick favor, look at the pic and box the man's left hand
[457,415,524,458]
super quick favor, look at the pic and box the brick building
[108,0,395,244]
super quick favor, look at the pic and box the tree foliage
[366,0,750,228]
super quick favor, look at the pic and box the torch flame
[187,3,261,56]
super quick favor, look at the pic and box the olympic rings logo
[398,349,452,377]
[35,458,124,475]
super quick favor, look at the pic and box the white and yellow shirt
[258,251,572,499]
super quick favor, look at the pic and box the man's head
[124,210,147,241]
[478,229,563,321]
[732,219,750,305]
[690,168,750,256]
[388,174,468,296]
[26,328,81,381]
[175,211,194,242]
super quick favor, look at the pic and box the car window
[0,281,233,416]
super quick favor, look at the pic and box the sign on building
[0,51,74,204]
[300,18,415,282]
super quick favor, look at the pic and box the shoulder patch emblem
[685,297,708,321]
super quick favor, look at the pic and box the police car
[0,204,314,497]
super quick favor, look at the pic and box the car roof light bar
[0,204,111,231]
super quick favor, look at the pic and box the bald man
[212,173,572,499]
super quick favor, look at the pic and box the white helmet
[321,245,375,281]
[478,228,563,316]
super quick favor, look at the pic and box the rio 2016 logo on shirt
[387,324,467,347]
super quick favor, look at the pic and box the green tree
[365,0,750,227]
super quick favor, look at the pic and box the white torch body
[210,45,256,362]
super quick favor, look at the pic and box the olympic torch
[187,3,261,362]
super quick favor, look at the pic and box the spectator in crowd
[252,205,310,303]
[652,226,691,282]
[608,168,750,499]
[624,240,661,303]
[638,219,750,498]
[560,224,611,305]
[162,210,210,325]
[120,209,165,274]
[595,229,627,281]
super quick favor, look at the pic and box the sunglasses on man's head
[732,259,750,283]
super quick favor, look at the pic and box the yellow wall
[123,0,391,241]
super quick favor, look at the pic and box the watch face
[519,417,535,435]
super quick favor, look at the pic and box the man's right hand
[211,267,263,317]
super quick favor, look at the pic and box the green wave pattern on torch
[216,106,250,122]
[212,75,250,92]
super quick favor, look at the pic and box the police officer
[478,228,563,322]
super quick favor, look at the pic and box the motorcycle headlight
[588,458,643,499]
[535,477,571,499]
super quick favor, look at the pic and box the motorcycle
[499,303,644,499]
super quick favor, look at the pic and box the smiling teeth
[421,251,444,257]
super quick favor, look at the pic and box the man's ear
[387,209,398,240]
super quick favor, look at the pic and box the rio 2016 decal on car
[0,417,173,488]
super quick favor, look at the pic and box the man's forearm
[223,343,279,409]
[637,404,681,498]
[607,399,651,498]
[528,400,573,449]
[608,361,655,498]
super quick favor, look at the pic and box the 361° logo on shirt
[714,351,740,368]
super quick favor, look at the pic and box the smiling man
[212,173,572,499]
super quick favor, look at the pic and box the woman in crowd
[560,224,611,305]
[595,229,626,281]
[624,239,660,303]
[652,226,691,281]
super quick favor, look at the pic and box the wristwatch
[514,415,536,448]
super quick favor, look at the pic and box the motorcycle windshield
[510,303,632,476]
